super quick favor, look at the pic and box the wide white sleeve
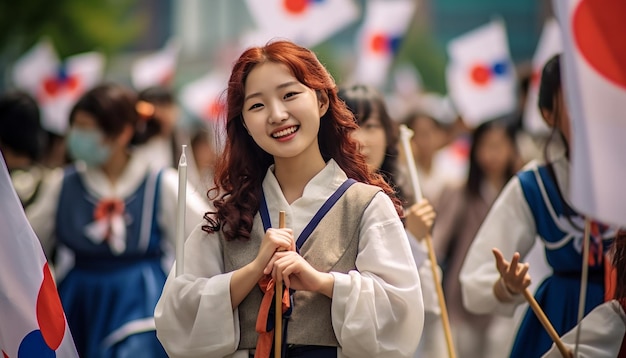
[154,225,241,358]
[541,300,626,358]
[157,168,210,247]
[459,176,537,316]
[331,192,424,358]
[25,167,64,258]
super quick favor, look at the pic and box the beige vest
[221,182,381,349]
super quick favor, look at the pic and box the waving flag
[11,39,59,97]
[352,0,416,88]
[179,71,228,123]
[523,18,563,135]
[446,20,517,127]
[554,0,626,226]
[0,153,79,358]
[131,39,180,91]
[38,51,105,135]
[243,0,359,47]
[12,41,105,135]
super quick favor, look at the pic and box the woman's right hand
[252,228,295,274]
[492,248,531,301]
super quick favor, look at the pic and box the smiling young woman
[155,40,425,358]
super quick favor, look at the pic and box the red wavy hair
[203,40,403,241]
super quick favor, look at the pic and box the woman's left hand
[405,199,436,240]
[264,251,335,297]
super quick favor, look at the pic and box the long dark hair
[203,40,403,241]
[337,84,404,199]
[538,54,568,162]
[466,119,517,198]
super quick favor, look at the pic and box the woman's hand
[405,199,436,240]
[492,248,531,301]
[251,228,295,274]
[264,251,335,298]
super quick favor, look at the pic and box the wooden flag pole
[523,289,572,357]
[399,125,456,358]
[275,211,286,358]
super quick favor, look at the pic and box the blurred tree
[0,0,145,88]
[395,22,448,95]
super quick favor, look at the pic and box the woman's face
[475,126,515,178]
[410,115,446,160]
[241,61,327,162]
[351,108,387,172]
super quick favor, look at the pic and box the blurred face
[410,116,446,160]
[242,61,327,162]
[351,108,387,172]
[154,103,179,136]
[475,126,515,177]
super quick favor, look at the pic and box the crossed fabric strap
[253,178,356,358]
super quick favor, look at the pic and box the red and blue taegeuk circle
[369,33,403,56]
[11,264,67,358]
[468,60,509,86]
[283,0,325,15]
[41,65,80,97]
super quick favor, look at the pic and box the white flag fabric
[179,71,228,123]
[0,154,79,358]
[446,20,517,128]
[11,39,59,96]
[12,41,105,135]
[351,0,416,88]
[179,71,229,151]
[523,18,563,135]
[131,39,180,91]
[554,0,626,226]
[244,0,359,47]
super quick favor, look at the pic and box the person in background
[338,84,445,358]
[401,108,463,207]
[433,118,519,358]
[459,54,620,358]
[136,85,206,200]
[154,40,424,358]
[0,90,48,209]
[26,82,208,358]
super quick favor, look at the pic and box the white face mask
[67,128,111,166]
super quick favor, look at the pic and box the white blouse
[154,159,424,358]
[542,300,626,358]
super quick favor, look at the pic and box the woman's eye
[284,92,299,99]
[248,103,263,110]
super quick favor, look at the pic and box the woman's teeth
[272,126,298,138]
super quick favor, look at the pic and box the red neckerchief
[254,275,290,358]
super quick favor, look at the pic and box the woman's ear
[317,90,330,117]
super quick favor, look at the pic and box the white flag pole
[399,125,456,358]
[574,218,592,356]
[175,145,188,277]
